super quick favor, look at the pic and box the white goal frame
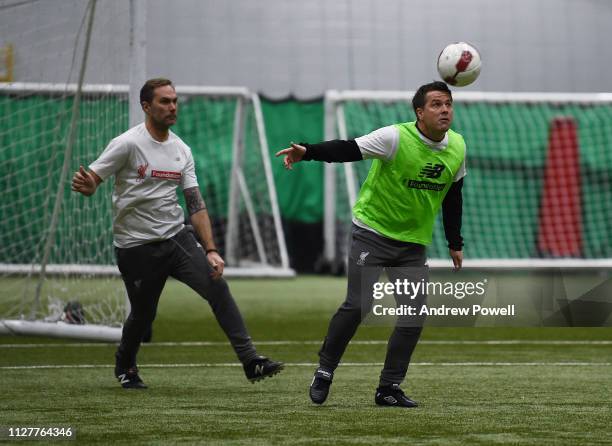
[0,83,293,341]
[0,82,293,277]
[324,89,612,271]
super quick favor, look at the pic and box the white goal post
[0,82,293,277]
[0,82,293,341]
[0,0,293,341]
[324,89,612,271]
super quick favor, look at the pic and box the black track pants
[114,227,257,368]
[318,224,428,386]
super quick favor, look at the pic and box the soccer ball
[61,301,86,324]
[437,42,481,87]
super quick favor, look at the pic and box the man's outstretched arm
[275,140,363,170]
[71,166,102,196]
[183,186,224,279]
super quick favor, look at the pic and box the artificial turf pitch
[1,276,610,445]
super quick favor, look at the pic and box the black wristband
[206,248,218,254]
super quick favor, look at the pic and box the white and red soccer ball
[437,42,482,87]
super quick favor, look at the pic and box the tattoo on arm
[183,186,207,216]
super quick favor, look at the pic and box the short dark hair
[412,81,453,116]
[140,78,174,104]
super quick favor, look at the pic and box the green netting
[0,95,126,265]
[338,100,612,259]
[175,96,286,265]
[0,93,288,266]
[1,95,610,264]
[173,97,236,217]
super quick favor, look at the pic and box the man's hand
[275,143,306,170]
[207,251,225,280]
[449,249,463,271]
[71,166,99,196]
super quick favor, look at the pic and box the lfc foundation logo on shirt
[151,170,182,181]
[137,163,149,181]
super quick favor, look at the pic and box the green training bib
[353,121,466,245]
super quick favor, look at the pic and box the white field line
[1,340,611,348]
[1,362,610,371]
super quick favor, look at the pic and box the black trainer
[375,384,418,408]
[115,366,147,389]
[243,356,284,383]
[309,368,333,404]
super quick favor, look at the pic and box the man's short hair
[412,81,453,116]
[140,78,174,105]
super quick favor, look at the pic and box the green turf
[1,276,611,445]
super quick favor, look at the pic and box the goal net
[0,0,291,341]
[324,90,612,270]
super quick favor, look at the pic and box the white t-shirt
[353,125,466,235]
[89,123,199,248]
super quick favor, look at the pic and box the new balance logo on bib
[419,162,445,179]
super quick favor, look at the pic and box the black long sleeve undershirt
[442,178,464,251]
[301,139,363,163]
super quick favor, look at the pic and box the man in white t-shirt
[72,78,283,388]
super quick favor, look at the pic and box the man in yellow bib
[276,82,466,407]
